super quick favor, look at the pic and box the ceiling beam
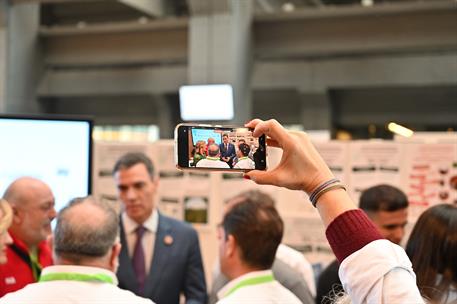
[40,17,187,36]
[254,1,457,60]
[187,0,231,15]
[37,52,457,97]
[117,0,165,17]
[37,66,187,96]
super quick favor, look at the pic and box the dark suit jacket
[117,212,207,304]
[218,143,236,167]
[315,259,342,304]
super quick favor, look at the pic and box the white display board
[402,142,457,219]
[347,140,404,204]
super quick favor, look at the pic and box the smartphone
[174,123,267,172]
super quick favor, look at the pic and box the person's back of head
[208,144,220,157]
[54,196,119,269]
[359,184,409,244]
[405,204,457,303]
[238,143,250,157]
[222,190,283,272]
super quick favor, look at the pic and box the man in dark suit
[113,152,207,304]
[218,134,236,168]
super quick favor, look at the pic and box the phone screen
[175,124,266,171]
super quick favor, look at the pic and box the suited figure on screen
[219,134,236,168]
[113,153,207,304]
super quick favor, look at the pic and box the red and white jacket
[0,232,53,297]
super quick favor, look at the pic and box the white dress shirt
[233,157,255,169]
[339,239,424,304]
[216,270,301,304]
[196,157,230,169]
[122,209,159,274]
[0,265,154,304]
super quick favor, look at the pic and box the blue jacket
[219,143,236,165]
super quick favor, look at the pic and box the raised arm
[244,119,424,303]
[244,119,384,262]
[244,119,357,227]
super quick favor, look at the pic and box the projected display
[191,128,222,146]
[0,115,92,213]
[179,84,234,121]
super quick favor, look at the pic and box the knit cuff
[325,209,383,263]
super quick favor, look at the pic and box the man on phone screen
[219,134,236,168]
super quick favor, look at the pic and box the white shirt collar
[41,265,118,285]
[122,208,159,235]
[217,269,274,300]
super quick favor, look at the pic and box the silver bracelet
[311,183,346,207]
[309,178,346,207]
[309,178,340,203]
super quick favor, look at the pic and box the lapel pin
[164,235,173,246]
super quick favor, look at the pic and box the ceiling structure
[3,0,457,138]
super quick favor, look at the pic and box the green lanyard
[225,273,274,297]
[29,250,42,281]
[206,157,220,161]
[39,272,114,284]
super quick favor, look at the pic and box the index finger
[248,119,290,147]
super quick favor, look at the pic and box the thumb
[244,170,278,186]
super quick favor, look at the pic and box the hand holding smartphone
[174,123,267,172]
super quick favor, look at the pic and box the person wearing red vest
[0,177,56,297]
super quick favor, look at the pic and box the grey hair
[54,196,119,261]
[208,144,220,157]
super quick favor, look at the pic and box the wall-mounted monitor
[179,84,234,121]
[0,114,92,212]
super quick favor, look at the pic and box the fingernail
[243,175,251,180]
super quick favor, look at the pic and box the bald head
[3,177,56,249]
[54,197,119,265]
[208,144,220,157]
[4,177,53,208]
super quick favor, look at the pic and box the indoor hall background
[0,0,455,138]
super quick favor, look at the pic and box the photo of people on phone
[188,128,260,170]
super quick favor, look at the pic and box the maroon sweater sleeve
[325,209,383,263]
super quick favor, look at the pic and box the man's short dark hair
[238,143,250,157]
[54,197,119,262]
[359,184,408,212]
[223,190,283,270]
[113,152,154,178]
